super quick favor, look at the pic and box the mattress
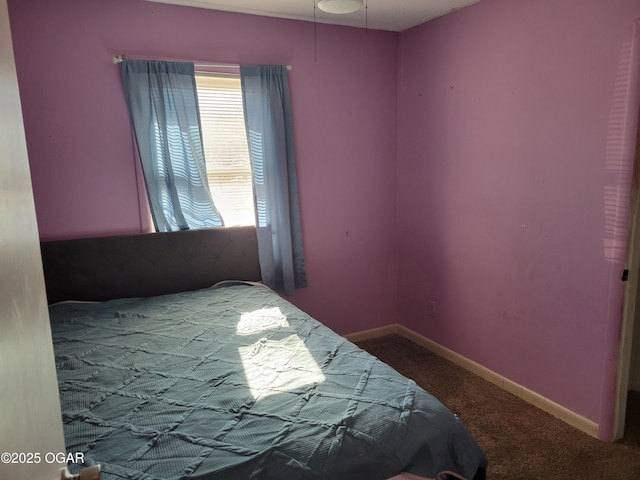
[50,283,487,480]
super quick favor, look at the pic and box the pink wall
[7,0,399,335]
[396,0,640,439]
[10,0,640,441]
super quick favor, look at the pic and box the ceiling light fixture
[317,0,363,14]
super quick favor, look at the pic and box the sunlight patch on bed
[236,307,289,335]
[238,334,325,399]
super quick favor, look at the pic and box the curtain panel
[121,60,223,232]
[240,65,307,294]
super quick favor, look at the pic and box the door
[613,120,640,441]
[0,0,67,478]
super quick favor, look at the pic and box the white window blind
[195,73,255,227]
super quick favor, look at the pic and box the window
[122,61,305,291]
[195,73,255,227]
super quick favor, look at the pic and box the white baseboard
[344,324,400,343]
[345,324,599,439]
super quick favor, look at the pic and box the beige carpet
[356,334,640,480]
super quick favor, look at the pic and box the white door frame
[613,130,640,441]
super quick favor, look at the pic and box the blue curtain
[240,65,307,294]
[121,60,223,232]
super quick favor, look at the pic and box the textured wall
[396,0,640,439]
[7,0,400,335]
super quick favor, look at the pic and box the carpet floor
[355,334,640,480]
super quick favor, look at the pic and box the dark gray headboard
[40,227,261,305]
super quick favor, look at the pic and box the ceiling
[147,0,482,32]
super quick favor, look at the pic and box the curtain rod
[111,55,292,71]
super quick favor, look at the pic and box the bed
[41,227,487,480]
